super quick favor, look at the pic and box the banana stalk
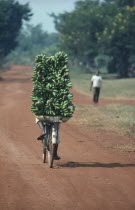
[31,52,75,117]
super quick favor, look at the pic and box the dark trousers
[93,87,100,103]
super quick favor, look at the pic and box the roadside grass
[71,104,135,137]
[70,104,135,152]
[112,144,135,152]
[71,72,135,152]
[71,72,135,99]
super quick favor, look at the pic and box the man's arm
[90,81,93,91]
[100,77,102,88]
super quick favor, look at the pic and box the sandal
[37,134,45,140]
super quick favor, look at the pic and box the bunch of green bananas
[31,52,75,117]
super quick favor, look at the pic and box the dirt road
[0,66,135,210]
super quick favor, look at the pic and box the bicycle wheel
[47,141,55,168]
[42,137,47,163]
[42,147,46,163]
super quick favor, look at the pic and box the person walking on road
[90,71,102,103]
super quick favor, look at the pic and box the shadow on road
[57,161,135,168]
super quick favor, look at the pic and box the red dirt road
[0,66,135,210]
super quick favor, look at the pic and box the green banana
[31,52,75,117]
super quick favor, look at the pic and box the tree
[98,1,135,77]
[0,0,32,65]
[52,0,135,77]
[52,0,105,70]
[7,24,60,65]
[115,0,135,7]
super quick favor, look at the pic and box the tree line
[52,0,135,77]
[7,24,60,65]
[0,0,32,65]
[0,0,59,66]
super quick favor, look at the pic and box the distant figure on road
[90,71,102,103]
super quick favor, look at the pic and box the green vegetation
[0,0,134,80]
[98,2,135,77]
[7,24,60,65]
[0,0,32,66]
[52,0,135,78]
[71,73,135,99]
[1,0,135,79]
[0,1,59,66]
[31,52,75,117]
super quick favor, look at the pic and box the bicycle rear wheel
[42,147,46,163]
[42,137,47,163]
[47,141,55,168]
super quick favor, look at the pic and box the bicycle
[36,115,71,168]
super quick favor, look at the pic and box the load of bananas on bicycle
[31,52,75,122]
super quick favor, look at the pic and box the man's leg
[96,88,100,103]
[53,123,61,160]
[93,88,97,103]
[54,143,61,160]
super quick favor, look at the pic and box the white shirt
[91,75,102,88]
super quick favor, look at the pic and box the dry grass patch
[112,144,135,152]
[70,103,135,138]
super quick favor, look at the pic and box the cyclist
[36,118,61,160]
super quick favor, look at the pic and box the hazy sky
[18,0,78,32]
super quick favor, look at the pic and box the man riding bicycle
[36,118,61,160]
